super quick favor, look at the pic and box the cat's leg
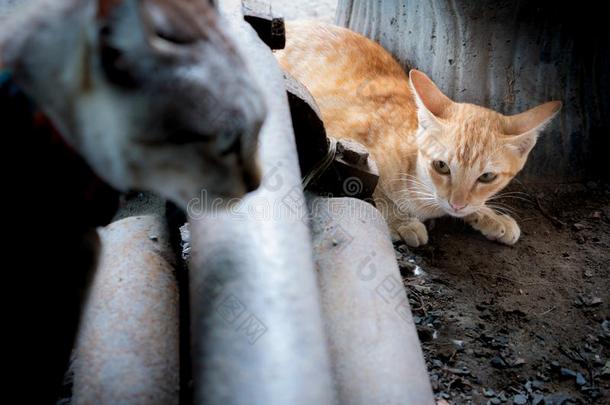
[395,218,429,247]
[387,209,428,247]
[375,193,429,247]
[465,206,520,245]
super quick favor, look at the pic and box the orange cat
[276,21,561,247]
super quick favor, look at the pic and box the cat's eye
[478,172,498,183]
[432,160,450,175]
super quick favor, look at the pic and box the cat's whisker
[412,199,438,204]
[487,201,515,211]
[419,203,441,214]
[489,191,533,200]
[495,191,530,196]
[488,194,534,204]
[489,196,534,205]
[486,203,521,220]
[489,193,531,200]
[404,193,435,198]
[388,179,434,196]
[399,180,433,193]
[395,186,435,196]
[406,191,436,199]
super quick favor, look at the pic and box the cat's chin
[444,209,473,219]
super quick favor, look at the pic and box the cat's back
[276,21,417,147]
[277,21,408,96]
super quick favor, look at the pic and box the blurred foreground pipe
[71,215,180,404]
[186,1,335,404]
[309,196,435,405]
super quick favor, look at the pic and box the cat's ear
[409,69,453,129]
[504,101,562,157]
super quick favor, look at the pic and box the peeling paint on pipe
[186,1,335,404]
[71,215,180,405]
[309,196,435,405]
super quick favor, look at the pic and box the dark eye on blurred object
[146,3,199,46]
[154,26,197,45]
[99,26,139,89]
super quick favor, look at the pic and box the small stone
[513,394,528,405]
[483,388,496,397]
[417,326,435,342]
[572,222,586,231]
[491,356,507,369]
[602,360,610,378]
[446,367,470,376]
[437,345,455,361]
[532,394,544,405]
[452,339,465,351]
[575,372,586,386]
[560,368,577,379]
[545,393,572,405]
[510,357,526,367]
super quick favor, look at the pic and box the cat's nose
[451,202,467,212]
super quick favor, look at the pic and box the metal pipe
[309,196,435,405]
[186,1,335,404]
[71,214,180,404]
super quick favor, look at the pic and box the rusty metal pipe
[71,214,180,404]
[309,196,435,405]
[186,1,335,404]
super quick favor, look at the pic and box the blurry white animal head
[0,0,266,207]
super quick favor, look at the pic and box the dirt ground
[396,182,610,404]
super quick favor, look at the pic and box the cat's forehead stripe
[450,113,503,165]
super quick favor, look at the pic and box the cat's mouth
[439,200,474,218]
[446,210,471,218]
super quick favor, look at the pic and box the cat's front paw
[396,220,429,247]
[468,211,520,245]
